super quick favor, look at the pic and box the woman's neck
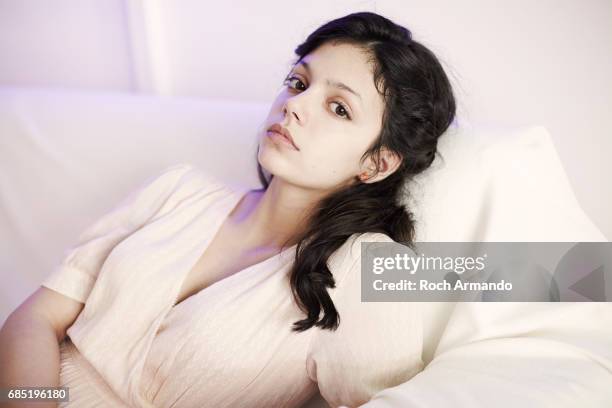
[227,177,322,249]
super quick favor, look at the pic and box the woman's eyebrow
[295,60,363,103]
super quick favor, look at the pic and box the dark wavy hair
[255,12,456,332]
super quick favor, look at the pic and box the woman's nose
[283,95,307,124]
[283,105,301,122]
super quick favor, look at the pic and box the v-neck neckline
[168,182,298,311]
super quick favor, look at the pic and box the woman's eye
[285,76,306,91]
[330,101,351,120]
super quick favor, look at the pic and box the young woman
[0,11,455,408]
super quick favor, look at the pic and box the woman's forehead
[297,42,373,81]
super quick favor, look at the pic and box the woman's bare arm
[0,287,84,408]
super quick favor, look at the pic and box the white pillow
[405,121,607,242]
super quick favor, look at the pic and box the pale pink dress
[41,163,424,408]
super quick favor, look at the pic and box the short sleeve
[305,233,425,408]
[40,163,197,304]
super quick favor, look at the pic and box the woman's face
[258,42,387,192]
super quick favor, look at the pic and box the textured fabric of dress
[41,163,424,408]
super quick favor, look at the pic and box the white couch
[1,86,610,407]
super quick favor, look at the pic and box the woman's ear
[361,148,402,183]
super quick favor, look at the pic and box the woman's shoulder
[327,232,396,284]
[353,231,395,245]
[152,162,234,197]
[346,231,396,258]
[130,162,236,220]
[160,162,224,188]
[333,232,396,261]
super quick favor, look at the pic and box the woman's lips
[266,130,299,150]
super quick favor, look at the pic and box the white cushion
[405,121,607,242]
